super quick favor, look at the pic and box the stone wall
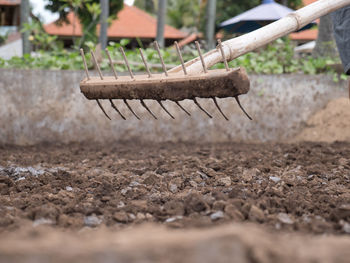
[0,69,347,145]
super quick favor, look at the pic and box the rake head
[79,40,251,121]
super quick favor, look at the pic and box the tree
[134,0,155,14]
[312,14,338,58]
[45,0,123,46]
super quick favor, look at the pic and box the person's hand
[349,79,350,100]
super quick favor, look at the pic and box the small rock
[169,183,178,193]
[248,205,265,223]
[121,187,131,196]
[145,213,153,219]
[84,215,102,227]
[65,186,73,191]
[339,220,350,234]
[196,170,209,180]
[217,177,231,187]
[16,177,26,182]
[117,201,125,208]
[210,211,224,221]
[128,213,136,221]
[129,181,140,187]
[269,176,281,183]
[113,212,128,223]
[277,213,294,224]
[242,168,259,181]
[165,216,183,223]
[136,213,146,220]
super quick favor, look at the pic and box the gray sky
[31,0,135,23]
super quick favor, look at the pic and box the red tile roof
[0,0,20,6]
[44,5,186,40]
[290,0,318,41]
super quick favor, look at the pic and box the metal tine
[217,39,230,72]
[90,50,111,120]
[105,48,118,79]
[175,101,191,116]
[123,99,140,120]
[120,47,134,79]
[154,41,168,76]
[174,41,187,75]
[212,97,229,121]
[90,50,103,80]
[96,99,111,120]
[139,48,152,78]
[80,48,90,80]
[193,98,212,118]
[158,101,175,119]
[110,99,126,120]
[235,96,253,120]
[195,41,208,73]
[140,99,157,120]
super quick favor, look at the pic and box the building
[0,0,20,36]
[289,0,318,43]
[44,5,186,47]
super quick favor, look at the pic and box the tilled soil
[1,141,350,235]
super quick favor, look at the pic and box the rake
[79,0,350,121]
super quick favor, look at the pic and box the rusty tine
[212,97,229,121]
[110,99,126,120]
[193,98,212,118]
[140,100,157,119]
[139,48,152,78]
[96,99,111,120]
[120,47,134,79]
[89,50,111,120]
[195,41,208,74]
[80,48,90,80]
[154,41,168,77]
[90,50,103,80]
[158,101,175,119]
[175,101,191,116]
[123,99,140,120]
[235,96,252,120]
[105,48,118,79]
[217,39,230,72]
[174,41,187,75]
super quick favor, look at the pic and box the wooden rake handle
[169,0,350,75]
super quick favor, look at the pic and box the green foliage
[134,0,155,14]
[167,0,201,29]
[0,34,8,45]
[21,21,60,51]
[45,0,123,45]
[0,38,345,81]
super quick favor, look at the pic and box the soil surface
[0,141,350,262]
[1,141,350,233]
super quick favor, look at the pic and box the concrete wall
[0,69,347,145]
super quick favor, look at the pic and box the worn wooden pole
[169,0,350,74]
